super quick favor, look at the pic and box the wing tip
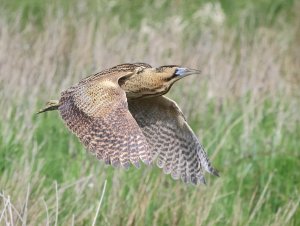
[209,167,220,177]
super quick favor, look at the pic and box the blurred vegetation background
[0,0,299,225]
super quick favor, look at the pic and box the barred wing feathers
[128,96,218,184]
[58,71,150,168]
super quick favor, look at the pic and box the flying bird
[38,63,218,185]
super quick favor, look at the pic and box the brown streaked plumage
[38,63,218,185]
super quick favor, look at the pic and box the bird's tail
[37,100,60,114]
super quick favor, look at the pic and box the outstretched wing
[58,71,150,168]
[128,96,218,184]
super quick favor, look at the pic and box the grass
[0,0,296,30]
[0,1,300,225]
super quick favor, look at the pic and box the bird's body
[38,63,218,185]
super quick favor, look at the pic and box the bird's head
[121,64,201,98]
[154,65,201,83]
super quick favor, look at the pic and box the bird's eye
[174,67,192,77]
[174,69,179,76]
[174,68,185,76]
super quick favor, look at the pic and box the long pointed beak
[175,67,201,77]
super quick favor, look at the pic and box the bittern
[38,63,218,185]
